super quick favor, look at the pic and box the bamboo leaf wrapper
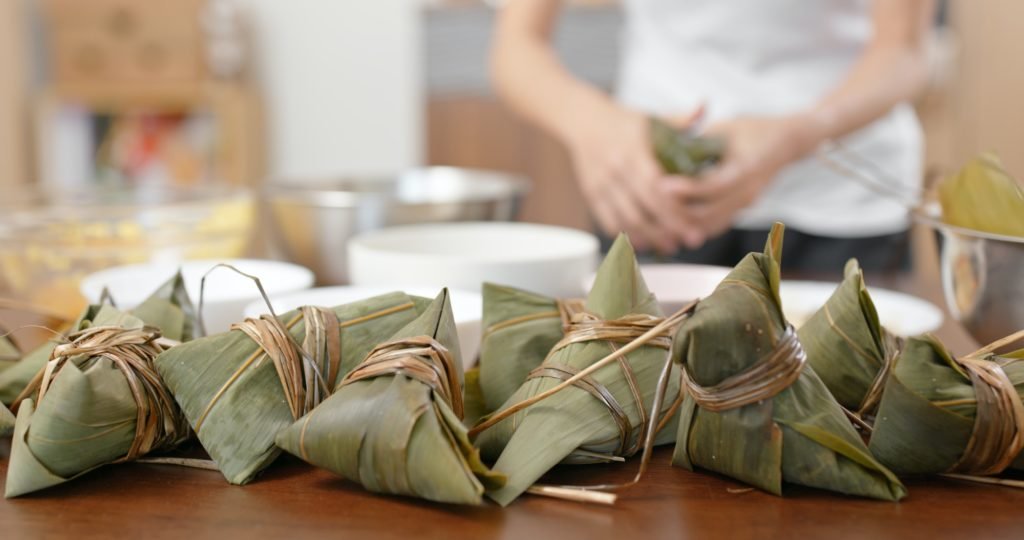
[869,335,1024,476]
[798,259,898,417]
[672,223,906,501]
[0,272,198,405]
[475,234,683,506]
[155,292,428,485]
[477,283,582,414]
[276,290,505,505]
[5,306,187,497]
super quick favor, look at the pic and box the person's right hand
[561,96,704,254]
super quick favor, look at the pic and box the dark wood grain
[2,272,1021,540]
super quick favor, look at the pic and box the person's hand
[561,97,703,254]
[662,114,822,247]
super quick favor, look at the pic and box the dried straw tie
[469,301,699,505]
[527,310,678,457]
[854,333,902,420]
[945,331,1024,477]
[291,335,458,465]
[197,306,341,428]
[12,325,188,462]
[820,304,902,428]
[683,324,806,413]
[339,335,462,416]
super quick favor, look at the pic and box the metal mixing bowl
[919,213,1024,345]
[265,167,529,284]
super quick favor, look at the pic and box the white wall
[240,0,424,182]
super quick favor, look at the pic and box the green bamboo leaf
[478,283,567,413]
[672,223,906,501]
[799,259,893,412]
[276,290,505,505]
[650,118,725,177]
[868,336,1024,474]
[476,234,682,506]
[0,272,198,405]
[4,307,183,498]
[155,292,427,485]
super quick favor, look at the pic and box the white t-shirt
[617,0,923,237]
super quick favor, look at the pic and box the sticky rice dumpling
[798,259,899,417]
[672,223,906,501]
[474,234,684,506]
[5,306,186,497]
[276,290,505,505]
[0,272,198,404]
[155,292,428,485]
[869,334,1024,476]
[650,117,724,177]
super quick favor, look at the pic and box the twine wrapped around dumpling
[0,272,198,405]
[672,223,906,501]
[155,291,427,485]
[5,320,188,497]
[472,234,688,506]
[799,259,901,419]
[477,282,584,414]
[276,290,505,505]
[869,332,1024,478]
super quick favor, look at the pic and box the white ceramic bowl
[348,222,599,298]
[80,259,314,334]
[243,286,483,368]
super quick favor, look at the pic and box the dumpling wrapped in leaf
[650,117,724,177]
[474,234,684,506]
[277,290,505,505]
[0,271,198,404]
[5,306,187,497]
[938,153,1024,237]
[799,259,899,418]
[155,292,427,485]
[477,283,583,414]
[869,333,1024,476]
[672,223,906,501]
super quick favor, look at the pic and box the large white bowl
[348,222,599,298]
[81,259,315,334]
[243,286,483,368]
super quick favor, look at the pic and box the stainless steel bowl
[920,213,1024,345]
[265,167,529,284]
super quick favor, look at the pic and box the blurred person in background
[492,0,935,271]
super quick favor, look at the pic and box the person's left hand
[662,114,822,247]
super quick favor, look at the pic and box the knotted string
[13,325,188,462]
[339,336,462,417]
[469,301,698,504]
[526,311,675,458]
[855,332,902,419]
[683,325,806,413]
[947,355,1024,476]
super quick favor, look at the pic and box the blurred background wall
[0,0,1019,225]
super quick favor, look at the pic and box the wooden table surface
[2,271,1023,540]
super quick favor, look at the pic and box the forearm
[490,0,613,144]
[795,0,935,153]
